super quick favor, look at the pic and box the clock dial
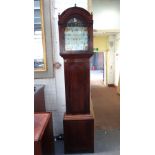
[65,18,88,51]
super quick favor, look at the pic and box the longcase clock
[58,5,94,153]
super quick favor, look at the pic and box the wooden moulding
[108,84,116,87]
[64,113,93,120]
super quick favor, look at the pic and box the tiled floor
[54,129,120,155]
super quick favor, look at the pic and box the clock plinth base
[63,113,94,154]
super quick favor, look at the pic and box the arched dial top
[58,6,93,26]
[58,6,93,55]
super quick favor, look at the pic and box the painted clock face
[65,18,88,51]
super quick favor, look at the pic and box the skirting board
[108,84,116,87]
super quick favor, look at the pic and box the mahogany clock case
[58,6,94,153]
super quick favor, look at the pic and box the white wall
[107,35,115,84]
[114,33,120,86]
[106,34,120,86]
[104,52,107,86]
[54,0,88,14]
[92,0,120,30]
[34,78,60,135]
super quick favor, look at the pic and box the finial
[75,3,76,7]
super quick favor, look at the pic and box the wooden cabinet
[34,85,46,112]
[58,5,94,153]
[34,113,54,155]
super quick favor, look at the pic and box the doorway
[89,0,120,133]
[90,33,120,130]
[90,51,104,85]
